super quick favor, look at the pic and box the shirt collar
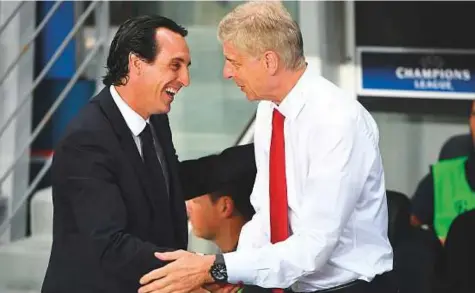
[109,85,148,137]
[273,62,316,120]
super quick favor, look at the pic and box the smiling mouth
[165,87,177,99]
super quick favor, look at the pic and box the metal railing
[0,1,99,140]
[234,112,256,146]
[0,0,63,87]
[0,1,25,37]
[0,0,110,238]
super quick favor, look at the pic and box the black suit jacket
[42,87,255,293]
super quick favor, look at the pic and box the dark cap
[209,170,256,221]
[182,143,256,199]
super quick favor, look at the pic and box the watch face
[211,263,228,282]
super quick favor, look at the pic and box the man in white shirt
[138,2,396,293]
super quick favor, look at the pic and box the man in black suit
[41,15,254,293]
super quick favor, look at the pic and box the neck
[271,64,307,105]
[213,217,246,253]
[115,85,150,120]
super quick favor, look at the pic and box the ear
[129,53,142,76]
[219,196,235,218]
[262,50,279,75]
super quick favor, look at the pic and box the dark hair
[102,15,188,86]
[209,176,256,222]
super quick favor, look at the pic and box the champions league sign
[357,47,475,99]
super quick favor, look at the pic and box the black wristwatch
[209,254,228,283]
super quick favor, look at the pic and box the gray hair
[217,1,305,70]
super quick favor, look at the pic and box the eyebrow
[173,57,191,67]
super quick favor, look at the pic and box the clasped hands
[138,250,241,293]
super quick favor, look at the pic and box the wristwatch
[209,254,228,283]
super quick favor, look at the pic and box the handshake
[138,250,242,293]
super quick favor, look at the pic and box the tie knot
[140,123,153,141]
[273,109,285,125]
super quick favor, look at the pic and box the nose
[179,67,190,87]
[223,61,233,79]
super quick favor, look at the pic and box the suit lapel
[95,87,163,211]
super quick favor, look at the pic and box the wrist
[204,254,216,283]
[208,254,228,284]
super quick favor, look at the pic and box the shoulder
[304,77,379,144]
[306,77,358,124]
[56,101,114,152]
[433,157,468,175]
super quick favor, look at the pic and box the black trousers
[285,272,398,293]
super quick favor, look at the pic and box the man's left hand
[138,250,215,293]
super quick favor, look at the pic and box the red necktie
[269,109,289,293]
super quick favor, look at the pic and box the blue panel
[38,1,76,79]
[32,79,96,150]
[360,50,475,94]
[52,79,95,144]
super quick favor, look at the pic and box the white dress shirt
[110,85,147,157]
[223,63,393,291]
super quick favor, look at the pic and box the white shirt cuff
[223,251,256,285]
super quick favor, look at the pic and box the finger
[154,250,188,261]
[138,277,170,293]
[139,267,167,285]
[137,280,157,293]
